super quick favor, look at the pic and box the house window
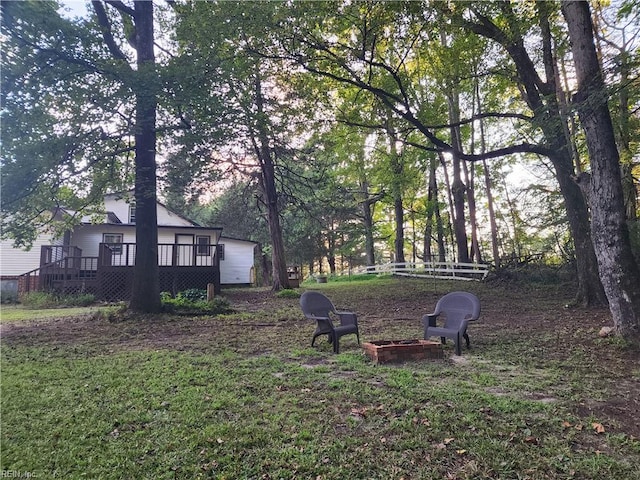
[103,233,123,254]
[196,235,211,256]
[129,203,136,224]
[217,244,225,261]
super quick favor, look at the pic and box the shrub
[178,289,208,302]
[60,293,96,307]
[276,289,300,299]
[20,292,96,309]
[20,292,58,309]
[161,293,232,315]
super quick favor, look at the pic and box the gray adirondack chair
[300,291,360,354]
[423,291,481,355]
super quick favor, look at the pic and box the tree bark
[483,159,501,268]
[128,1,161,313]
[424,162,435,262]
[327,223,337,274]
[463,3,606,305]
[444,79,470,263]
[463,159,482,263]
[562,1,640,342]
[253,74,290,291]
[358,179,379,266]
[439,151,456,261]
[386,124,406,265]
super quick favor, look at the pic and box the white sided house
[217,236,258,286]
[0,193,256,301]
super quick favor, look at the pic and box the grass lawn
[1,277,639,479]
[0,305,98,323]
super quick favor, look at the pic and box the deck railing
[40,245,82,265]
[354,261,490,281]
[18,243,221,299]
[100,243,219,267]
[18,256,99,294]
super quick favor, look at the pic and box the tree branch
[104,0,135,17]
[91,1,130,62]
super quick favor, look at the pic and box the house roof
[106,212,122,224]
[103,192,203,227]
[81,222,222,232]
[219,235,259,245]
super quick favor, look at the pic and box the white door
[175,234,194,266]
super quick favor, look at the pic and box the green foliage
[61,293,96,307]
[19,291,96,309]
[160,290,232,315]
[1,1,135,247]
[178,288,208,302]
[328,273,392,283]
[0,306,97,323]
[22,291,60,309]
[275,288,300,299]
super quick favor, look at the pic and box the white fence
[354,261,490,281]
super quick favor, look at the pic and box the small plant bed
[160,289,233,316]
[19,291,97,309]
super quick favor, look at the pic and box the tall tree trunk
[463,159,482,263]
[393,195,405,264]
[502,179,521,260]
[441,28,470,265]
[424,156,447,263]
[448,114,470,262]
[261,156,289,290]
[361,195,376,266]
[253,73,289,291]
[563,1,640,342]
[483,159,501,268]
[439,151,456,261]
[475,79,501,267]
[464,2,606,306]
[386,124,406,264]
[129,1,161,313]
[259,243,271,287]
[435,187,446,263]
[424,163,435,262]
[451,171,469,263]
[591,3,637,220]
[538,1,605,305]
[327,227,337,274]
[358,179,380,266]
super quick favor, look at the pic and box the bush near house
[160,289,232,315]
[19,292,96,309]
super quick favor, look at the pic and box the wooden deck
[19,243,221,301]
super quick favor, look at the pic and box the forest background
[1,1,639,338]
